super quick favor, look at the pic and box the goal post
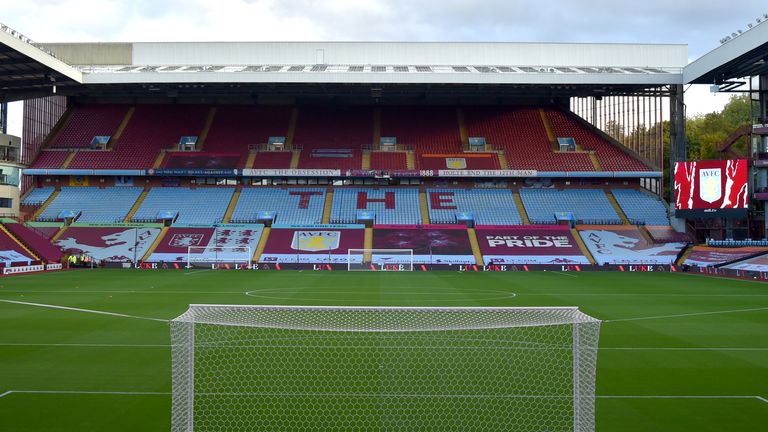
[170,305,601,432]
[347,248,414,271]
[186,246,251,268]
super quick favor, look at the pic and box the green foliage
[686,95,752,160]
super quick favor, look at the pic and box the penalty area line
[603,306,768,324]
[0,300,169,323]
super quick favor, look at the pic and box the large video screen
[674,159,749,217]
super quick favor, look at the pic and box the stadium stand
[545,109,649,171]
[68,104,210,169]
[3,222,63,263]
[380,106,462,156]
[21,187,55,206]
[49,105,128,148]
[427,189,523,225]
[463,107,594,171]
[54,226,162,262]
[230,188,326,225]
[37,187,143,223]
[611,189,670,225]
[331,188,421,224]
[31,150,70,169]
[645,226,692,243]
[418,153,501,170]
[579,225,685,265]
[251,151,293,169]
[520,188,621,224]
[370,151,408,171]
[204,105,292,153]
[0,229,35,266]
[293,107,370,169]
[132,187,234,225]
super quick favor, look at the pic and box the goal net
[186,246,251,268]
[348,248,413,271]
[170,305,601,432]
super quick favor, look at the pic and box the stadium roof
[684,20,768,86]
[0,24,691,102]
[0,24,82,101]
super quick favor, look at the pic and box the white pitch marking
[0,300,168,323]
[183,269,213,276]
[7,390,169,396]
[0,391,12,398]
[755,396,768,404]
[0,343,170,348]
[604,306,768,323]
[596,395,768,402]
[544,271,578,278]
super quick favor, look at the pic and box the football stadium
[0,16,767,432]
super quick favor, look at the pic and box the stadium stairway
[497,151,509,170]
[111,106,135,146]
[223,189,241,223]
[538,109,558,150]
[196,107,217,150]
[364,228,373,263]
[0,224,40,261]
[51,225,68,242]
[253,226,271,263]
[571,228,597,264]
[41,106,73,150]
[142,226,169,262]
[124,189,149,223]
[589,153,602,171]
[361,151,371,170]
[245,151,257,168]
[466,228,484,266]
[322,189,334,224]
[61,151,77,169]
[676,244,694,266]
[605,191,630,224]
[153,150,167,169]
[419,190,431,224]
[290,150,301,169]
[457,108,469,148]
[406,151,415,169]
[32,189,60,221]
[512,191,530,225]
[638,225,655,244]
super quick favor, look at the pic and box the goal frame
[170,304,601,432]
[347,248,414,271]
[186,245,252,268]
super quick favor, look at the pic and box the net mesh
[171,306,600,432]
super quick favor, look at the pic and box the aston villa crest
[169,234,205,247]
[446,158,467,170]
[291,231,340,252]
[699,168,722,203]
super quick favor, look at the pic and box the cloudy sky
[4,0,768,135]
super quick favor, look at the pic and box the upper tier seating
[21,187,55,206]
[331,188,421,225]
[37,187,143,223]
[132,187,234,225]
[293,106,370,169]
[50,105,128,148]
[370,151,408,171]
[31,151,70,169]
[231,188,326,225]
[545,110,649,171]
[252,151,294,169]
[520,188,621,224]
[204,105,293,168]
[463,107,594,171]
[427,189,522,225]
[68,105,210,169]
[611,189,669,225]
[381,107,462,157]
[4,222,63,263]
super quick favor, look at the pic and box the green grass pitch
[0,269,766,431]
